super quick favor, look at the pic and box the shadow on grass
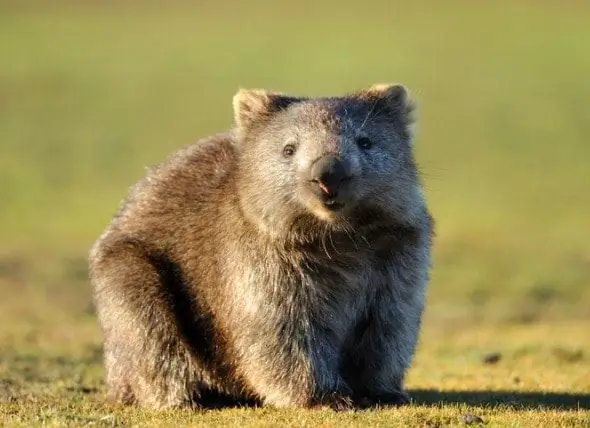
[198,392,262,410]
[409,389,590,410]
[162,389,590,411]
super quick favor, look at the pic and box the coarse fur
[88,83,434,410]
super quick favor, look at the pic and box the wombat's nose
[310,155,347,195]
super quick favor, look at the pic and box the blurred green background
[1,0,589,326]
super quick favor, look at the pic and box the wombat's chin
[309,206,338,222]
[306,200,354,224]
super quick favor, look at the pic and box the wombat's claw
[318,392,357,411]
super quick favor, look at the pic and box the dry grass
[1,278,588,426]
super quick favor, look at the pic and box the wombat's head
[233,84,426,240]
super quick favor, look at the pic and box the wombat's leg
[342,280,427,408]
[231,319,356,410]
[90,238,205,409]
[244,355,356,411]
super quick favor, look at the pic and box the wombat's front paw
[356,390,411,408]
[316,392,357,411]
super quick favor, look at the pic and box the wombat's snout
[309,155,351,209]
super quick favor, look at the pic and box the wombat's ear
[358,83,416,133]
[232,89,299,129]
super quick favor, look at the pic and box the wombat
[88,83,434,410]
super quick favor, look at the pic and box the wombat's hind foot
[106,380,136,406]
[106,376,202,410]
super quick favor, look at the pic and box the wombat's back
[95,131,238,246]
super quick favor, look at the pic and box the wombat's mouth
[307,176,352,213]
[322,199,345,211]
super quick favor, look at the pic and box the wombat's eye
[283,144,297,157]
[356,137,373,150]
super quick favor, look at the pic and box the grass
[1,0,589,426]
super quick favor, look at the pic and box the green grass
[1,0,589,426]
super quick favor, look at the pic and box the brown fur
[88,83,434,410]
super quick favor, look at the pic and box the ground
[1,282,588,426]
[0,1,589,426]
